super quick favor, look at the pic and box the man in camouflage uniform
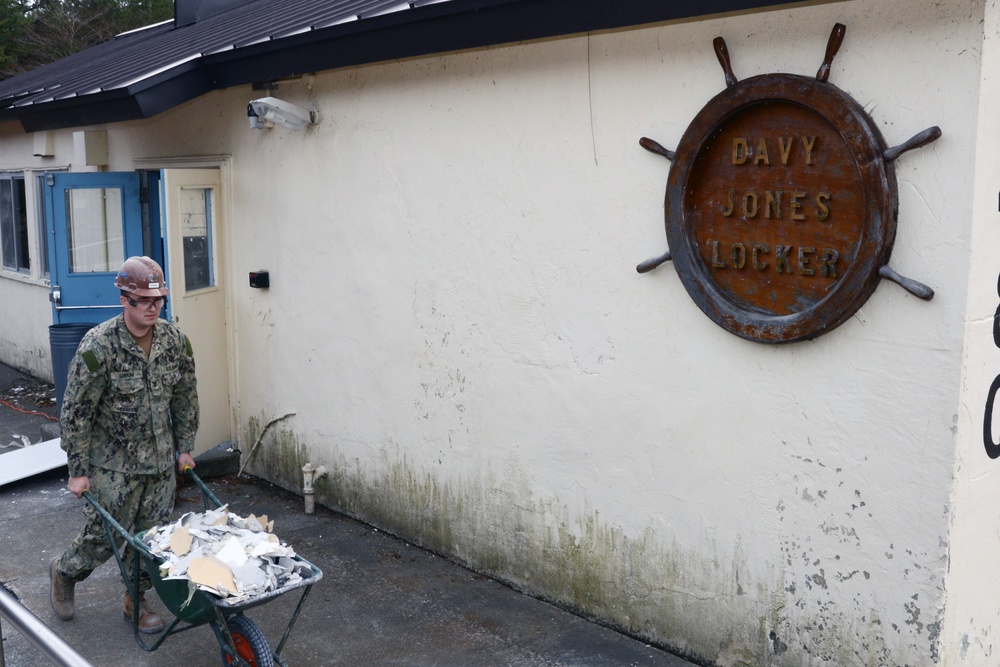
[50,256,199,634]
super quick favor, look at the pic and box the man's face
[121,293,165,331]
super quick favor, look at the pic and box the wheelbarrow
[82,469,323,667]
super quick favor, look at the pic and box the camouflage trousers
[56,466,175,594]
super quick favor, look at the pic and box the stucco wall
[214,3,969,662]
[0,276,54,379]
[942,1,1000,664]
[0,0,988,664]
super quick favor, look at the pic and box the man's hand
[177,452,196,473]
[67,476,89,499]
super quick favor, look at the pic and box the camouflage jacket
[60,314,200,477]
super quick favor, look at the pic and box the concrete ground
[0,362,701,667]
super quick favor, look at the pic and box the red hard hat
[114,256,169,297]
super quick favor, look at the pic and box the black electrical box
[249,271,270,288]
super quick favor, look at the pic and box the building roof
[0,0,795,132]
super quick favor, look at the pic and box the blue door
[45,172,161,325]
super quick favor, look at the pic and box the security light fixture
[247,97,318,131]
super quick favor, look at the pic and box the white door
[161,168,231,455]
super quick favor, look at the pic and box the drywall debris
[3,435,31,449]
[142,506,311,602]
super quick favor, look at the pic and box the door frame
[135,155,236,454]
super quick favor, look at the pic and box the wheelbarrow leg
[274,584,315,657]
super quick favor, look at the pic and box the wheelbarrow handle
[182,467,224,509]
[80,468,222,550]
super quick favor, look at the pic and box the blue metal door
[45,172,151,325]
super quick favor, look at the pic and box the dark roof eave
[5,0,801,131]
[12,63,214,132]
[203,0,803,88]
[9,90,144,133]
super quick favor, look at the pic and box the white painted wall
[942,1,1000,664]
[0,0,990,663]
[0,276,53,379]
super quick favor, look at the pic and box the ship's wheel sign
[638,23,939,343]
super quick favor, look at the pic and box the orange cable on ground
[0,398,59,422]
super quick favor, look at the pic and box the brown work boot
[49,559,74,620]
[123,592,164,634]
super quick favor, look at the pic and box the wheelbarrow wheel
[220,615,274,667]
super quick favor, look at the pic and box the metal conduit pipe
[0,586,94,667]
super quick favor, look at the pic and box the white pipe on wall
[302,462,327,515]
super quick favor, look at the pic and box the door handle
[50,286,122,311]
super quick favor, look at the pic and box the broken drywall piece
[169,525,192,556]
[209,509,229,527]
[188,555,237,596]
[5,434,31,449]
[215,534,248,569]
[234,561,267,590]
[0,438,67,487]
[163,548,202,580]
[244,514,265,532]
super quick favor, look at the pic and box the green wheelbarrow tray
[82,469,324,667]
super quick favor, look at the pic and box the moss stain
[237,418,911,665]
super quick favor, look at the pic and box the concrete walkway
[0,362,701,667]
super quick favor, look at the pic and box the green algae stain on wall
[240,414,307,492]
[235,421,906,665]
[237,420,775,662]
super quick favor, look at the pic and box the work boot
[123,592,164,634]
[49,559,74,620]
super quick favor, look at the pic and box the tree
[0,0,29,75]
[0,0,173,79]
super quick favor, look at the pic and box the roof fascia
[5,0,804,131]
[204,0,803,87]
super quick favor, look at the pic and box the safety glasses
[125,296,166,310]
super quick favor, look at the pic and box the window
[65,186,124,273]
[179,186,215,291]
[0,174,28,273]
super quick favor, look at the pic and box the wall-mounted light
[247,97,318,131]
[247,103,265,129]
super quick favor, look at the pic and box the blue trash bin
[49,323,97,419]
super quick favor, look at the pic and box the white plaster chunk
[142,505,304,602]
[215,534,249,568]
